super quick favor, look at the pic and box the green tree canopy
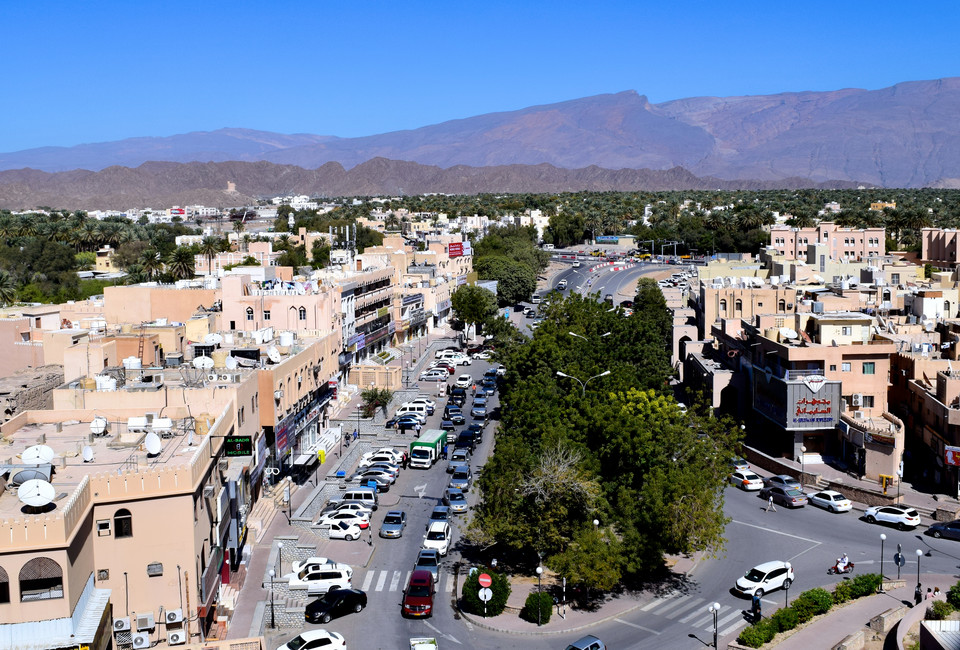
[451,285,497,340]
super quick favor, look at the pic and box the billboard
[449,242,464,258]
[753,370,841,430]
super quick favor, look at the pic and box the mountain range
[1,77,959,207]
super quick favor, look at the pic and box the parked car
[385,415,421,432]
[286,564,353,593]
[379,510,407,538]
[473,351,492,360]
[443,487,468,513]
[765,474,802,491]
[449,467,472,492]
[734,560,794,598]
[289,556,342,576]
[406,397,437,411]
[329,502,374,518]
[277,630,347,650]
[304,588,367,624]
[565,635,605,650]
[429,506,451,525]
[927,519,960,540]
[360,452,403,468]
[413,548,441,584]
[729,470,763,491]
[760,486,808,508]
[364,462,400,478]
[864,505,921,530]
[348,470,395,487]
[362,448,404,464]
[455,374,472,388]
[495,364,507,377]
[316,510,370,530]
[423,521,452,556]
[807,490,853,513]
[447,448,471,473]
[419,369,448,382]
[328,520,364,541]
[731,457,750,473]
[402,570,436,618]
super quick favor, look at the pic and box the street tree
[451,285,497,341]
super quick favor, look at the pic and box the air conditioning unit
[165,608,183,624]
[203,486,215,498]
[131,632,151,648]
[167,629,187,646]
[114,617,131,632]
[851,394,863,407]
[854,410,865,419]
[136,612,155,631]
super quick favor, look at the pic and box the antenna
[18,479,55,508]
[22,444,56,464]
[186,430,195,447]
[204,333,223,345]
[144,433,163,456]
[225,356,238,370]
[82,446,95,462]
[193,356,214,370]
[90,416,109,436]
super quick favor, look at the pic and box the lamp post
[268,568,276,629]
[593,518,599,531]
[556,370,611,397]
[356,403,362,440]
[916,548,924,591]
[879,534,887,591]
[535,566,543,626]
[708,601,721,647]
[800,444,806,488]
[784,562,791,607]
[277,542,283,577]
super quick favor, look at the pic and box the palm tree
[166,247,195,280]
[198,236,220,275]
[0,270,17,306]
[139,249,163,280]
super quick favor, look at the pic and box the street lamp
[535,566,544,626]
[879,534,887,591]
[556,370,611,397]
[277,542,283,577]
[568,331,612,342]
[593,518,600,530]
[916,548,924,592]
[784,562,791,607]
[268,568,276,629]
[356,403,362,439]
[800,444,806,487]
[708,601,721,647]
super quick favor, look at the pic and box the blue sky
[2,0,958,152]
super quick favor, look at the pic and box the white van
[339,487,379,511]
[396,404,429,421]
[531,295,542,304]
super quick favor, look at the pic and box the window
[779,299,786,311]
[863,395,875,408]
[863,362,876,375]
[96,519,111,536]
[830,365,837,371]
[735,299,743,312]
[245,307,254,322]
[114,508,133,538]
[0,567,8,603]
[891,273,900,285]
[841,362,851,372]
[841,326,852,336]
[146,563,163,577]
[263,310,271,321]
[299,307,307,321]
[19,557,63,601]
[719,299,727,312]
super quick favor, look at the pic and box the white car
[419,370,448,382]
[332,502,375,518]
[290,556,339,576]
[277,630,347,650]
[359,453,402,468]
[423,521,452,556]
[451,354,472,366]
[734,560,794,598]
[406,397,437,410]
[455,374,472,388]
[807,490,853,513]
[729,470,763,491]
[328,520,364,541]
[316,510,370,530]
[864,505,921,530]
[472,351,492,360]
[362,448,404,464]
[286,564,353,591]
[495,365,506,377]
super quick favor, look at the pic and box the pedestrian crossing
[359,569,457,594]
[636,592,750,638]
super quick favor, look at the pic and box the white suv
[423,521,452,556]
[286,564,353,595]
[734,560,794,597]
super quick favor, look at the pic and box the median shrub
[737,619,778,648]
[850,573,882,598]
[947,581,960,609]
[520,591,553,624]
[926,600,954,620]
[460,568,511,617]
[833,581,855,603]
[771,606,799,632]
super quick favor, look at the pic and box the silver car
[379,510,407,538]
[443,488,468,513]
[449,467,472,492]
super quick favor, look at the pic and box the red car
[402,569,435,618]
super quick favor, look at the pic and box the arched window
[0,566,9,603]
[19,558,63,601]
[779,299,786,311]
[245,307,254,322]
[114,508,133,538]
[735,299,743,312]
[298,307,307,321]
[719,299,727,312]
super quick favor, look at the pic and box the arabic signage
[946,446,960,467]
[403,293,423,306]
[449,242,464,258]
[596,235,620,243]
[753,369,841,430]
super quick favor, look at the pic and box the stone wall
[0,364,63,424]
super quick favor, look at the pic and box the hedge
[520,591,553,625]
[926,600,953,621]
[460,568,511,617]
[948,581,960,609]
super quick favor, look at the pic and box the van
[531,295,542,304]
[395,404,429,421]
[340,487,378,511]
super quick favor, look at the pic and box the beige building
[768,222,885,262]
[922,228,960,269]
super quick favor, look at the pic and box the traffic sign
[478,573,492,588]
[478,587,493,602]
[894,552,906,567]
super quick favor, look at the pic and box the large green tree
[450,285,497,341]
[474,256,537,305]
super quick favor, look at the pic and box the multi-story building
[768,222,885,262]
[921,227,960,270]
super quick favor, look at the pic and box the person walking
[402,454,408,470]
[751,593,762,622]
[915,583,923,605]
[766,495,776,512]
[926,588,933,601]
[415,423,422,438]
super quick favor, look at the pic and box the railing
[784,369,825,379]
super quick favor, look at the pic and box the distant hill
[1,78,958,188]
[0,159,864,211]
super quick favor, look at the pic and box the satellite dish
[11,468,50,486]
[22,445,56,464]
[267,346,282,364]
[193,356,214,370]
[225,356,238,370]
[82,446,95,462]
[90,416,108,436]
[204,333,223,345]
[144,433,162,456]
[18,479,56,508]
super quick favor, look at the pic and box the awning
[294,453,319,466]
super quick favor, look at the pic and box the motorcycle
[827,560,855,575]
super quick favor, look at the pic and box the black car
[466,423,484,443]
[450,387,467,406]
[455,431,477,452]
[448,412,465,425]
[305,588,367,624]
[440,419,457,431]
[385,415,421,431]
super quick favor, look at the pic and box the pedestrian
[751,593,762,622]
[472,383,477,395]
[926,588,933,601]
[915,583,923,605]
[402,455,408,470]
[415,423,422,438]
[935,587,942,599]
[766,495,776,512]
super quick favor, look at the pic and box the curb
[457,598,647,637]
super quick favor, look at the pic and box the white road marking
[389,570,402,591]
[360,571,374,591]
[665,597,704,619]
[731,520,822,544]
[717,609,743,628]
[655,594,693,615]
[641,593,678,611]
[375,570,388,591]
[614,618,661,634]
[414,483,428,499]
[678,600,711,623]
[445,574,455,594]
[719,618,749,637]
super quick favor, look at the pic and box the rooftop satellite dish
[82,446,94,462]
[204,333,223,345]
[144,433,162,456]
[11,468,50,486]
[18,479,56,508]
[780,327,799,340]
[267,346,282,364]
[90,416,108,436]
[22,444,55,465]
[193,356,214,370]
[225,356,238,370]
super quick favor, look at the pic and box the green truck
[410,429,447,469]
